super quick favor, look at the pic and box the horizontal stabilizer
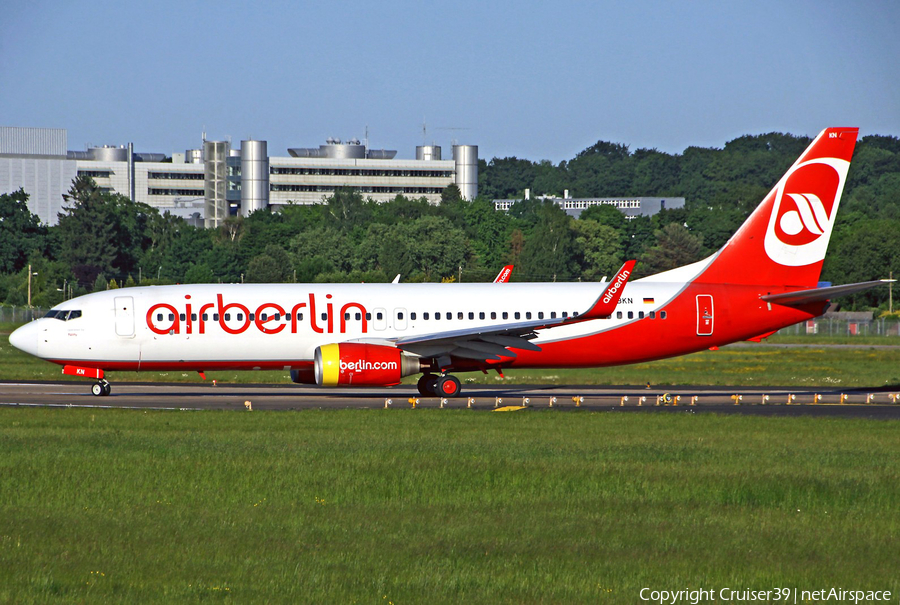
[761,280,894,306]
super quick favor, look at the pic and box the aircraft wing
[392,261,637,363]
[760,279,894,306]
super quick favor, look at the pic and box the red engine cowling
[314,343,421,387]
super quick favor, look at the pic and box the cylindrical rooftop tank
[319,142,366,159]
[186,149,204,164]
[90,145,128,162]
[240,140,269,217]
[452,145,478,200]
[416,145,442,161]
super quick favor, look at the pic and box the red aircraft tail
[700,127,858,288]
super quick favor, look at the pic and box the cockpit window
[44,309,81,321]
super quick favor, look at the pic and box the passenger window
[157,313,163,321]
[410,312,416,320]
[423,312,429,320]
[237,313,244,321]
[435,313,440,321]
[649,311,656,319]
[202,313,209,321]
[573,311,579,317]
[526,312,532,320]
[297,313,304,321]
[617,311,623,319]
[639,311,645,319]
[562,312,568,318]
[479,312,485,320]
[376,312,383,320]
[214,313,220,321]
[344,313,350,320]
[446,312,451,320]
[550,312,556,319]
[398,312,404,320]
[468,312,474,320]
[514,312,521,320]
[169,314,175,321]
[458,312,463,320]
[321,313,327,321]
[275,313,281,320]
[491,312,496,319]
[224,313,231,320]
[249,313,255,321]
[627,311,634,319]
[356,313,362,320]
[502,312,508,320]
[661,311,667,320]
[191,314,197,321]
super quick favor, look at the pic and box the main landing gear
[91,379,111,397]
[417,374,462,398]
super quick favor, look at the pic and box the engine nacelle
[314,343,421,387]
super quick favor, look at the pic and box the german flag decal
[643,297,655,304]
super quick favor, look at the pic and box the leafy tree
[56,175,159,285]
[246,245,292,283]
[183,263,216,284]
[0,189,47,274]
[573,220,624,281]
[639,223,704,275]
[579,204,625,230]
[516,202,577,281]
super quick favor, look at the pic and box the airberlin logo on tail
[602,268,631,304]
[764,157,849,267]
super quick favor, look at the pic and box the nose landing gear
[91,380,111,397]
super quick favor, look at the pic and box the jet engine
[311,343,422,387]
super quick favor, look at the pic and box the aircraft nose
[9,321,40,357]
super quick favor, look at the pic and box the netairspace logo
[639,587,892,604]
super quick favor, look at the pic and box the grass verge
[2,408,899,603]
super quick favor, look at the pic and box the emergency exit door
[696,294,714,336]
[114,296,135,337]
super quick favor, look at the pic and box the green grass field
[4,322,899,387]
[2,408,899,603]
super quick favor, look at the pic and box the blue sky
[2,0,898,162]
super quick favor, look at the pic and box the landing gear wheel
[417,374,438,397]
[436,375,462,398]
[92,380,111,397]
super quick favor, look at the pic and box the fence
[0,306,49,324]
[776,318,900,337]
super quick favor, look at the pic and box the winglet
[575,260,637,320]
[493,265,514,283]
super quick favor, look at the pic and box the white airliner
[9,127,888,397]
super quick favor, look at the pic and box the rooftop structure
[0,126,478,227]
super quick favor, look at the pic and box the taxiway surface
[2,381,899,418]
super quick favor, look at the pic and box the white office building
[0,127,478,227]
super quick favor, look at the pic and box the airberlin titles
[146,292,368,336]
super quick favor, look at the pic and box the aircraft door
[373,308,387,331]
[696,294,714,336]
[394,308,408,331]
[114,296,135,337]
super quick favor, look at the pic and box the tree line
[0,131,897,311]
